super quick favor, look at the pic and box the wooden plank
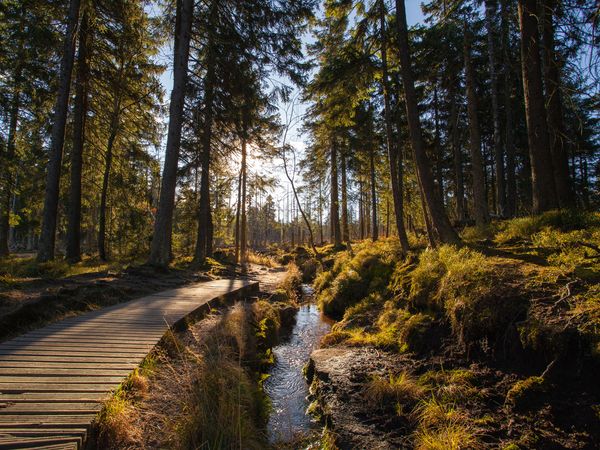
[0,376,126,384]
[0,355,143,363]
[0,383,118,393]
[0,368,133,376]
[0,362,138,370]
[0,345,152,356]
[1,403,101,414]
[0,435,82,449]
[0,415,96,427]
[0,394,107,403]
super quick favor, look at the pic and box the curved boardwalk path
[0,279,259,449]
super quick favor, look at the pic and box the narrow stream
[264,285,332,444]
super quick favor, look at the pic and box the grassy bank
[310,211,600,449]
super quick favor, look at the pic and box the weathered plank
[0,278,258,448]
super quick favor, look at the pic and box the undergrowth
[312,210,600,449]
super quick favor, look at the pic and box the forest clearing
[0,0,599,448]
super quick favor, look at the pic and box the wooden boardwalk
[0,278,259,449]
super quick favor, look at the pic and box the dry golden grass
[365,371,426,407]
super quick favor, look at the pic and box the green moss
[317,239,400,319]
[502,444,521,450]
[400,313,438,354]
[495,210,600,245]
[505,376,548,411]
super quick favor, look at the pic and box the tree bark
[148,0,194,266]
[464,22,490,226]
[370,145,378,241]
[485,0,506,217]
[66,10,90,263]
[541,0,574,208]
[319,180,324,245]
[330,141,342,247]
[234,165,242,264]
[0,74,21,257]
[433,84,444,203]
[98,106,120,261]
[448,82,466,222]
[394,0,459,245]
[240,135,248,266]
[380,0,409,251]
[502,0,517,217]
[340,148,350,242]
[517,0,558,213]
[38,0,81,262]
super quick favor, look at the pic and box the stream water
[264,285,332,444]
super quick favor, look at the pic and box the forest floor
[305,211,600,449]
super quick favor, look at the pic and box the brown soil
[307,345,600,449]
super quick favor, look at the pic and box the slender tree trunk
[359,179,365,240]
[0,6,25,257]
[319,181,324,245]
[98,107,120,261]
[448,83,466,223]
[485,0,506,217]
[149,0,194,266]
[340,149,350,242]
[518,0,558,213]
[330,142,342,247]
[395,0,459,245]
[0,76,21,257]
[433,84,444,202]
[464,22,490,226]
[234,165,242,263]
[380,0,410,251]
[240,135,248,265]
[541,0,574,208]
[502,0,517,217]
[370,145,378,241]
[66,10,89,263]
[38,0,81,262]
[193,2,217,264]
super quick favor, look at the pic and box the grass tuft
[365,371,425,407]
